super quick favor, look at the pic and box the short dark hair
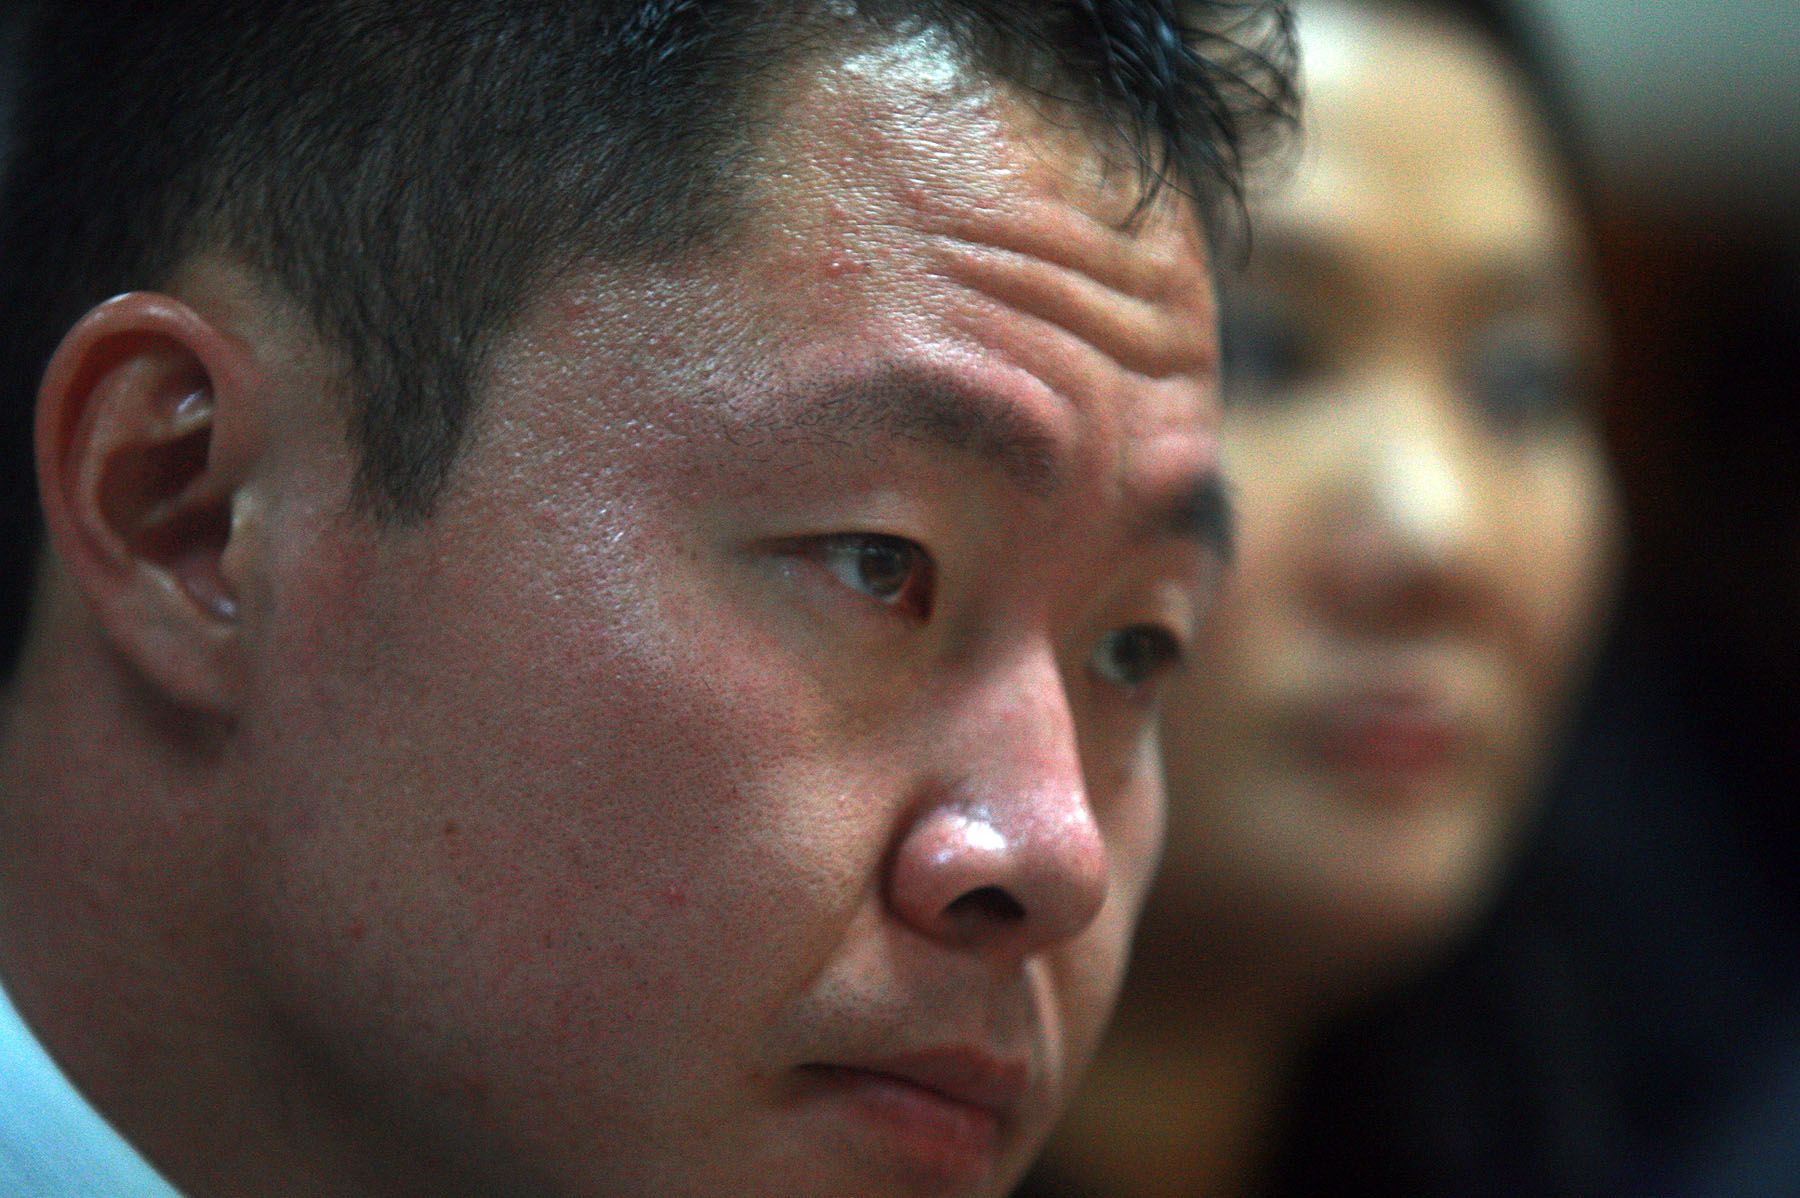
[0,0,1295,673]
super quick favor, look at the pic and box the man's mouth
[796,1048,1030,1186]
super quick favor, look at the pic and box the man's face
[229,33,1223,1197]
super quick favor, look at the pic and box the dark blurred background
[1,3,32,677]
[1547,0,1800,765]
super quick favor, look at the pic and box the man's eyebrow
[784,372,1068,498]
[767,370,1235,561]
[1162,472,1237,565]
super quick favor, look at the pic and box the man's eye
[816,534,934,620]
[1090,625,1183,691]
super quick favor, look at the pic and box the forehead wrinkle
[930,237,1217,385]
[938,190,1203,305]
[926,193,1215,372]
[754,369,1070,499]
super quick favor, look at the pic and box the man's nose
[884,649,1107,961]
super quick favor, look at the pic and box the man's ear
[36,291,268,717]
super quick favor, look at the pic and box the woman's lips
[797,1049,1027,1186]
[1294,688,1470,790]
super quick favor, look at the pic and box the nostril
[886,791,1107,956]
[944,885,1026,927]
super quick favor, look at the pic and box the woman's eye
[816,534,934,620]
[1219,292,1315,407]
[1465,317,1588,432]
[1091,625,1183,692]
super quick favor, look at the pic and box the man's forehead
[730,34,1217,386]
[749,26,1180,244]
[485,24,1220,487]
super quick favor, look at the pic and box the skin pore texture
[1035,3,1619,1195]
[0,28,1227,1198]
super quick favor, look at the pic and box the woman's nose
[1313,377,1495,630]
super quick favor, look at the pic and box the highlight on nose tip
[1369,432,1471,553]
[1317,428,1499,629]
[886,803,1108,955]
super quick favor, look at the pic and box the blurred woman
[1022,0,1620,1193]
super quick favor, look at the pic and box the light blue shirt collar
[0,969,181,1196]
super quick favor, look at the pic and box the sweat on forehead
[755,29,1136,220]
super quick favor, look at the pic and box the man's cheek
[480,594,871,966]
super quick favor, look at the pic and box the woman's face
[1147,1,1620,1003]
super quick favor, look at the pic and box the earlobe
[36,292,266,716]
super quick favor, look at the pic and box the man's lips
[825,1048,1031,1115]
[796,1048,1030,1184]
